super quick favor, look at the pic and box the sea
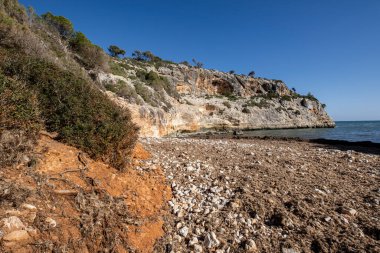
[243,121,380,144]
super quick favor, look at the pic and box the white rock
[189,236,199,246]
[21,204,37,211]
[193,244,203,252]
[1,216,25,232]
[187,165,196,172]
[282,248,299,253]
[45,217,57,228]
[347,208,357,216]
[204,232,220,248]
[179,226,189,237]
[3,230,30,242]
[246,239,258,252]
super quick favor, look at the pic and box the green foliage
[0,0,28,23]
[108,45,125,58]
[134,83,157,106]
[226,95,238,101]
[275,107,287,113]
[41,12,73,39]
[244,98,270,108]
[69,32,108,70]
[0,72,41,132]
[0,51,138,170]
[192,58,204,68]
[179,61,191,67]
[0,72,41,167]
[280,95,292,102]
[305,92,318,101]
[222,101,231,109]
[133,72,174,111]
[109,61,127,76]
[138,70,178,99]
[104,80,140,104]
[290,91,318,102]
[242,107,250,114]
[132,50,175,69]
[260,91,280,99]
[132,50,157,62]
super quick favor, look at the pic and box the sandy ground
[141,137,380,253]
[0,135,171,253]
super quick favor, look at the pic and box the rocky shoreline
[140,137,379,252]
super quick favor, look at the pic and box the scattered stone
[21,204,37,211]
[282,248,299,253]
[179,226,189,237]
[340,216,349,224]
[204,232,220,248]
[337,207,357,216]
[45,217,57,228]
[193,244,203,252]
[1,216,25,233]
[143,137,380,252]
[245,239,258,252]
[189,236,199,246]
[3,230,30,243]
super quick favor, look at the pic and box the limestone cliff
[98,60,335,137]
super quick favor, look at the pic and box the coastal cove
[181,121,380,144]
[1,0,379,252]
[239,121,380,143]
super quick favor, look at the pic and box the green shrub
[305,92,318,101]
[138,70,178,99]
[179,61,191,67]
[0,72,42,167]
[0,0,28,23]
[116,85,140,102]
[222,101,231,109]
[280,95,292,102]
[244,98,270,108]
[242,107,250,114]
[105,80,140,104]
[259,91,279,99]
[108,45,125,58]
[135,83,157,106]
[41,12,73,39]
[69,32,108,70]
[0,73,41,132]
[104,80,125,93]
[0,51,138,170]
[227,95,238,101]
[109,61,127,77]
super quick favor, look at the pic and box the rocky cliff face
[98,60,335,137]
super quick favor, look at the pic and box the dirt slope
[0,134,171,253]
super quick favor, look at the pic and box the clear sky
[19,0,380,121]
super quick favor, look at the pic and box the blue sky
[20,0,380,121]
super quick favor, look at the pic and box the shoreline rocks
[143,137,380,252]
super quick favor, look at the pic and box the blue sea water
[243,121,380,143]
